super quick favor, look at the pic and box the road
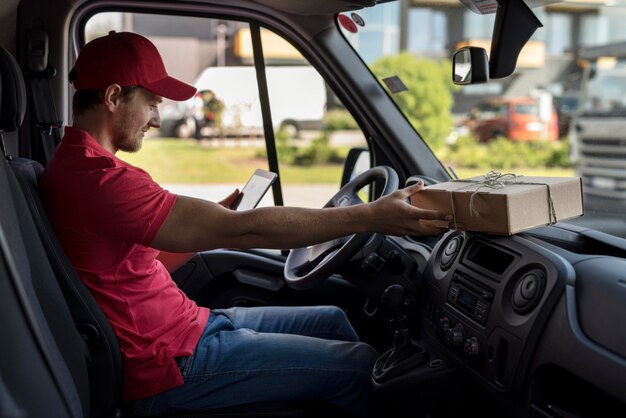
[164,184,340,208]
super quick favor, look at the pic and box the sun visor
[460,0,562,14]
[252,0,376,16]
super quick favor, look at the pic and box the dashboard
[420,229,626,416]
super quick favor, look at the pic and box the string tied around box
[447,171,557,230]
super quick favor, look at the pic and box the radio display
[448,274,492,324]
[466,241,515,276]
[457,288,477,311]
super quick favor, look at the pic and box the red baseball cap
[71,31,196,101]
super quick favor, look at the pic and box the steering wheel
[284,166,399,290]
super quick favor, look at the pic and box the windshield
[585,61,626,116]
[514,103,539,115]
[339,0,626,239]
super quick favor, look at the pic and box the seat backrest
[0,154,83,418]
[9,157,124,418]
[1,45,123,418]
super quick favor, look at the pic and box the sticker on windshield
[351,13,365,27]
[338,14,358,33]
[382,76,408,94]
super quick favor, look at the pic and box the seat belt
[23,28,62,164]
[250,23,283,207]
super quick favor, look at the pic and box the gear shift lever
[381,284,414,362]
[373,285,428,383]
[382,284,413,330]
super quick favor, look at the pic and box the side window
[82,13,368,209]
[258,27,369,208]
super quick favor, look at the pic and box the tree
[371,53,457,149]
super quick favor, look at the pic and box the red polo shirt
[40,126,209,400]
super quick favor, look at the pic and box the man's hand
[218,189,241,209]
[365,181,451,237]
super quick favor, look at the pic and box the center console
[422,231,570,396]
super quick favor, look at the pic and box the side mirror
[341,148,370,187]
[453,46,489,85]
[341,147,372,201]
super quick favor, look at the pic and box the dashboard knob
[463,337,482,361]
[444,324,465,347]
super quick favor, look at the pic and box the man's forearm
[151,186,449,253]
[226,205,372,250]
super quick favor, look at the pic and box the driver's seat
[0,46,343,418]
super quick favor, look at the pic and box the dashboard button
[445,324,465,347]
[463,337,482,361]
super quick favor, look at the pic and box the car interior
[2,0,626,417]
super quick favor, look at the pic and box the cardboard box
[410,174,584,235]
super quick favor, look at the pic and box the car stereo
[447,273,493,325]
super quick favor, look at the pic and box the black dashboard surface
[421,229,626,415]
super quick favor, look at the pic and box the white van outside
[185,65,327,138]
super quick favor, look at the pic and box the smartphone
[231,168,278,211]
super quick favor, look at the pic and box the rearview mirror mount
[452,0,543,84]
[489,0,543,79]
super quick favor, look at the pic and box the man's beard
[115,134,143,153]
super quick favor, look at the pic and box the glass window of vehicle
[339,1,626,239]
[514,103,538,115]
[584,61,626,114]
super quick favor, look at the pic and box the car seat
[0,45,346,418]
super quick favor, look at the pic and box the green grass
[118,137,575,184]
[118,138,344,184]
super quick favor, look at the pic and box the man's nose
[150,110,161,129]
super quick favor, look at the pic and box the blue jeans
[133,305,379,417]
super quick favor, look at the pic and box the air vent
[440,235,463,271]
[512,269,546,314]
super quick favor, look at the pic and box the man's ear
[103,84,124,111]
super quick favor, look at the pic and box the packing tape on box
[448,171,557,229]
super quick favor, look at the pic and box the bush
[443,135,489,168]
[370,53,458,149]
[292,133,342,166]
[274,129,298,163]
[257,129,342,166]
[442,135,571,170]
[323,109,359,131]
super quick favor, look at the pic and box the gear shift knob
[381,284,413,323]
[373,284,427,383]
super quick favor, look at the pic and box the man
[40,31,450,417]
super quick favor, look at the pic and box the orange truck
[462,96,559,142]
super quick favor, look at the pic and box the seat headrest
[0,47,27,132]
